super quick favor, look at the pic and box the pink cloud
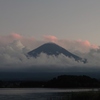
[0,33,99,53]
[76,40,91,47]
[0,33,35,48]
[10,33,22,39]
[75,40,99,50]
[43,35,58,42]
[54,39,99,53]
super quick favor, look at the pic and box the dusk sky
[0,0,100,45]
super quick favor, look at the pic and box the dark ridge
[45,75,100,88]
[0,75,99,88]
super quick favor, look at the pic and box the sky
[0,0,100,45]
[1,0,100,76]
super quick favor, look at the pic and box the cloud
[55,39,99,53]
[0,33,98,53]
[0,33,100,74]
[0,33,35,48]
[43,35,58,42]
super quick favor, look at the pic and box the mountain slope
[28,42,87,63]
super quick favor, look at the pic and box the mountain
[28,42,87,63]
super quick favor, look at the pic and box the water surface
[0,88,98,100]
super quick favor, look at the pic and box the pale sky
[0,0,100,45]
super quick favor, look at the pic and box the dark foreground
[0,75,100,88]
[71,91,100,100]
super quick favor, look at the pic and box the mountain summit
[28,42,87,63]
